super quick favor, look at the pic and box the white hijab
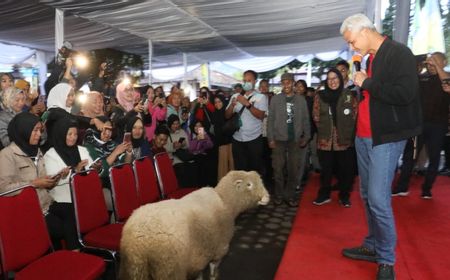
[47,83,73,113]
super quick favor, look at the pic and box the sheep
[119,170,270,280]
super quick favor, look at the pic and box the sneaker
[342,246,377,263]
[339,197,352,207]
[313,196,331,206]
[421,191,432,200]
[391,189,409,197]
[273,197,283,205]
[286,198,299,207]
[377,264,395,280]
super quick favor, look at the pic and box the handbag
[174,148,196,162]
[222,95,253,136]
[202,107,215,135]
[169,134,196,162]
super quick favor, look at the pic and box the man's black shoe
[377,264,395,280]
[342,246,377,262]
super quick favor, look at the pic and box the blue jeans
[355,137,406,265]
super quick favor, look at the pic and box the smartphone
[141,93,148,104]
[198,127,205,137]
[38,94,46,103]
[50,168,66,179]
[123,132,131,144]
[88,157,102,169]
[415,54,428,64]
[178,137,185,143]
[50,173,61,180]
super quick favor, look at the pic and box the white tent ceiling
[0,0,375,68]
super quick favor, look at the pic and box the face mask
[242,82,254,92]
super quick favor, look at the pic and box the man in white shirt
[225,70,268,174]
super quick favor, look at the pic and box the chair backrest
[153,152,180,198]
[0,187,52,272]
[70,170,110,235]
[133,156,161,205]
[109,163,140,222]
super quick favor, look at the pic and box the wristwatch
[246,103,252,109]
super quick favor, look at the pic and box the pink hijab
[116,82,135,112]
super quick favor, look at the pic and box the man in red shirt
[339,14,422,280]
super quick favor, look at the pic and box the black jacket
[361,38,422,146]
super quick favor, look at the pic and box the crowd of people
[0,13,449,279]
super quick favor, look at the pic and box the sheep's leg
[209,260,221,280]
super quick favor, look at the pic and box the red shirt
[356,54,374,138]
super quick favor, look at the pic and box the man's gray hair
[340,13,376,34]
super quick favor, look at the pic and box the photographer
[44,41,76,95]
[91,62,107,94]
[91,60,115,96]
[393,52,450,198]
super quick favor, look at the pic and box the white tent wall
[3,0,418,85]
[0,0,374,67]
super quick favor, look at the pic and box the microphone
[352,55,363,101]
[352,54,362,72]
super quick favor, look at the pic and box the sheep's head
[216,171,270,215]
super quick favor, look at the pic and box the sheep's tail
[118,249,151,280]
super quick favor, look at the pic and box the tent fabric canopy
[0,0,371,68]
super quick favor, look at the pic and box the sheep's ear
[234,179,243,189]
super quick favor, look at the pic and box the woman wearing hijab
[312,68,357,207]
[124,115,152,160]
[84,116,132,189]
[44,117,96,203]
[0,112,80,249]
[43,83,104,151]
[212,95,234,181]
[80,91,105,118]
[110,81,151,143]
[0,87,26,149]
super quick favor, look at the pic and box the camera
[415,54,431,75]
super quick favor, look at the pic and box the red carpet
[275,174,450,280]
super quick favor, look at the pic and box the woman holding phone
[44,117,100,203]
[164,114,197,187]
[110,81,152,144]
[124,116,152,160]
[188,120,214,186]
[145,86,167,141]
[84,116,132,190]
[0,112,78,249]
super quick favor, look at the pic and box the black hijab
[319,68,344,125]
[52,117,82,167]
[7,112,40,157]
[125,116,145,149]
